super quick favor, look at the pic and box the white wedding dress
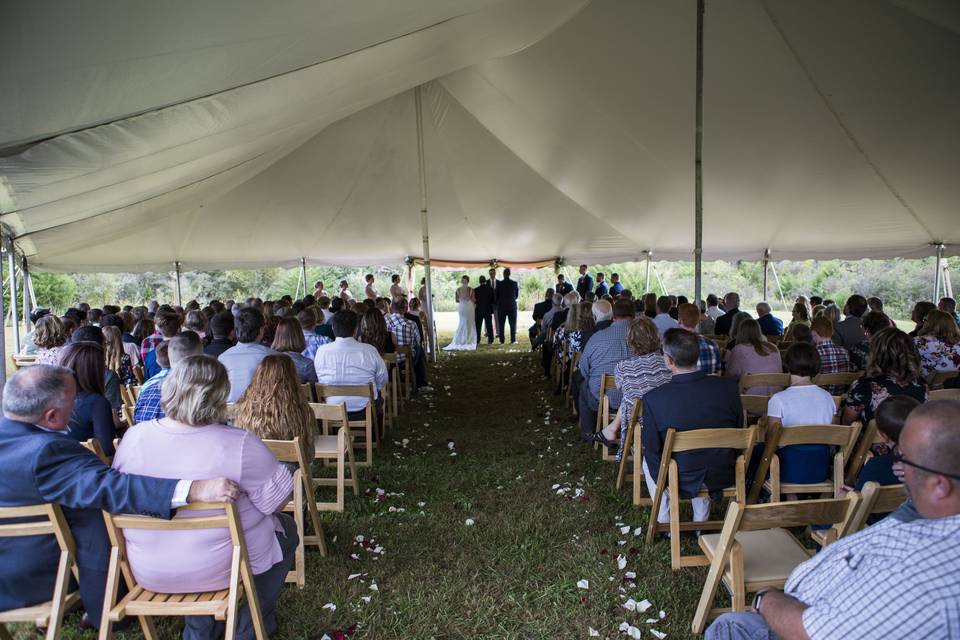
[443,284,477,351]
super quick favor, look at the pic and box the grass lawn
[20,327,719,640]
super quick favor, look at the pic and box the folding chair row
[594,373,619,457]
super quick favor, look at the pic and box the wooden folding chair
[594,374,619,457]
[843,419,879,486]
[262,437,327,587]
[645,426,758,570]
[119,385,136,409]
[811,482,906,546]
[737,373,789,395]
[129,385,142,400]
[749,422,861,504]
[121,405,136,427]
[382,354,402,418]
[614,403,648,503]
[739,394,769,431]
[299,383,316,403]
[0,504,80,640]
[12,354,38,369]
[83,439,112,464]
[132,366,145,385]
[314,384,378,467]
[929,387,960,401]
[927,369,960,389]
[691,494,861,633]
[309,403,361,511]
[812,371,861,394]
[99,502,268,640]
[567,351,582,412]
[395,346,414,400]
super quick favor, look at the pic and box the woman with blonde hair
[725,317,783,394]
[233,355,315,456]
[592,316,671,459]
[914,309,960,379]
[113,356,296,637]
[843,327,926,425]
[34,315,69,365]
[101,325,136,385]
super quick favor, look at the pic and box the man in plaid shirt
[386,298,429,390]
[678,304,721,375]
[133,333,203,423]
[811,317,851,394]
[139,308,180,363]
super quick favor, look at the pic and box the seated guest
[114,356,295,639]
[810,316,851,395]
[833,294,868,350]
[782,302,811,341]
[551,302,596,383]
[705,293,724,321]
[184,310,209,344]
[271,318,317,384]
[58,342,116,456]
[233,355,314,456]
[642,329,743,526]
[317,295,333,323]
[938,296,960,325]
[908,300,937,337]
[69,326,123,411]
[219,307,281,403]
[298,309,330,359]
[0,365,237,630]
[705,400,960,640]
[555,274,573,295]
[386,298,428,390]
[790,323,813,344]
[530,288,555,344]
[142,310,181,379]
[581,300,614,349]
[140,308,175,363]
[102,325,137,386]
[843,327,927,425]
[34,315,69,365]
[697,300,716,336]
[652,296,679,336]
[534,292,565,351]
[203,310,236,358]
[725,318,783,394]
[714,292,741,335]
[765,343,838,488]
[360,306,396,354]
[101,314,142,366]
[853,395,919,504]
[677,302,721,375]
[314,310,388,423]
[576,299,634,441]
[593,316,672,461]
[642,292,658,319]
[134,333,204,423]
[755,302,783,336]
[808,295,823,306]
[22,308,51,355]
[848,310,891,370]
[914,309,960,379]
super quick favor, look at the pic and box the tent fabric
[0,0,958,272]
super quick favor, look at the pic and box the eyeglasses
[892,450,960,481]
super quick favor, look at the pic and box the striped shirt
[614,353,672,460]
[786,513,960,638]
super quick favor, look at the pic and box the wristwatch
[752,590,768,613]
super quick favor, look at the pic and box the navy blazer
[474,284,496,315]
[595,282,608,297]
[495,278,519,311]
[0,418,177,611]
[532,299,552,322]
[757,314,784,337]
[641,371,743,498]
[576,274,594,298]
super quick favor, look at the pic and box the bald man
[707,400,960,639]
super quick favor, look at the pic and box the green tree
[30,272,78,312]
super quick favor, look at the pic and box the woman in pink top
[725,318,784,394]
[113,355,296,640]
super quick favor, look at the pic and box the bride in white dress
[444,276,477,351]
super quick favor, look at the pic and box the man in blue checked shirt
[677,304,721,375]
[706,400,960,640]
[133,332,204,423]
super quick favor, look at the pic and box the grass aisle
[286,339,708,640]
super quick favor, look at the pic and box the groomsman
[556,274,573,295]
[608,273,624,297]
[474,277,496,344]
[488,267,500,340]
[576,265,594,298]
[495,268,520,344]
[595,272,608,297]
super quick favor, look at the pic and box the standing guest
[219,308,280,403]
[386,299,429,389]
[474,276,497,346]
[808,295,823,306]
[102,325,137,386]
[668,295,680,320]
[59,342,116,456]
[714,292,741,335]
[677,303,721,375]
[315,310,389,423]
[338,279,354,301]
[389,275,405,302]
[782,302,811,341]
[705,400,960,640]
[697,300,716,336]
[843,327,927,425]
[142,310,182,379]
[755,302,784,336]
[705,294,724,321]
[849,311,893,371]
[297,309,330,359]
[576,265,594,299]
[914,309,960,379]
[642,329,743,527]
[34,315,69,365]
[577,299,634,441]
[360,306,396,354]
[271,318,317,384]
[833,294,868,350]
[403,301,426,349]
[204,310,236,358]
[134,333,204,423]
[313,281,328,299]
[810,316,851,394]
[364,274,378,301]
[554,273,572,295]
[652,296,679,336]
[608,273,624,297]
[593,316,672,461]
[114,357,296,640]
[486,268,500,342]
[938,296,960,325]
[495,268,520,344]
[233,355,314,456]
[594,272,608,297]
[725,318,783,395]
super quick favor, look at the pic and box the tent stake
[933,243,945,301]
[693,0,704,304]
[415,85,438,362]
[174,261,183,307]
[6,237,20,353]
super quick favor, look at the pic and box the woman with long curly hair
[232,355,314,456]
[843,327,927,425]
[359,306,396,354]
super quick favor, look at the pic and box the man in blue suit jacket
[0,365,239,629]
[494,268,520,344]
[642,329,743,526]
[575,264,594,299]
[755,302,784,336]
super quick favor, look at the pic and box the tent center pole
[644,251,652,293]
[933,243,945,301]
[762,248,770,301]
[415,85,438,362]
[693,0,705,304]
[6,237,20,354]
[174,261,183,307]
[21,256,32,331]
[300,257,308,299]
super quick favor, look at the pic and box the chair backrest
[395,345,413,360]
[12,354,38,369]
[0,504,76,555]
[737,493,861,532]
[315,383,375,400]
[598,373,618,392]
[382,353,398,365]
[929,388,960,401]
[927,370,959,388]
[299,383,315,403]
[739,395,769,419]
[737,373,790,394]
[851,482,906,530]
[82,439,112,464]
[812,372,862,390]
[669,426,757,455]
[309,402,350,424]
[107,502,243,540]
[774,423,860,450]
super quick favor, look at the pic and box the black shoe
[591,432,618,450]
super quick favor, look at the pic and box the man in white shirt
[314,309,388,422]
[652,295,679,336]
[218,307,281,403]
[705,293,724,321]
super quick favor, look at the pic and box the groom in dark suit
[474,276,496,344]
[495,268,520,344]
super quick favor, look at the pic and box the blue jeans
[706,612,780,640]
[183,513,298,640]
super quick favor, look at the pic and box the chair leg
[336,431,346,512]
[98,547,123,640]
[293,477,306,587]
[616,421,635,491]
[345,431,360,496]
[46,551,73,640]
[669,463,682,571]
[730,541,746,612]
[239,563,269,640]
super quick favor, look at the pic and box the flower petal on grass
[588,627,600,637]
[322,603,336,611]
[617,554,627,570]
[637,599,652,613]
[465,518,475,526]
[650,630,667,639]
[619,525,631,534]
[577,579,589,590]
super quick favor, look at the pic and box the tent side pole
[0,232,7,396]
[6,238,20,354]
[174,261,183,307]
[21,256,31,331]
[693,0,705,303]
[933,243,945,301]
[762,249,770,301]
[644,251,652,293]
[415,85,438,362]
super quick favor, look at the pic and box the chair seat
[115,587,231,619]
[0,591,80,625]
[700,528,813,584]
[313,436,341,456]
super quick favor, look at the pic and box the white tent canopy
[1,0,958,272]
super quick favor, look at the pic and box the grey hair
[552,293,564,306]
[562,291,581,308]
[592,300,613,323]
[160,355,230,426]
[2,365,73,419]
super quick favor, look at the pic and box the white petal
[628,626,642,639]
[623,598,637,611]
[347,573,363,580]
[360,596,372,604]
[650,630,667,639]
[617,555,627,570]
[588,628,600,637]
[576,579,589,590]
[369,583,379,591]
[619,622,631,632]
[659,611,666,619]
[620,525,631,534]
[637,599,653,613]
[625,571,637,580]
[634,527,643,536]
[322,603,336,611]
[465,518,475,526]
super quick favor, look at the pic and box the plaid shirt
[816,339,851,394]
[133,369,169,423]
[302,332,331,360]
[385,313,421,364]
[698,335,722,375]
[140,330,164,363]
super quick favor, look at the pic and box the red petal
[599,548,608,555]
[628,547,639,556]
